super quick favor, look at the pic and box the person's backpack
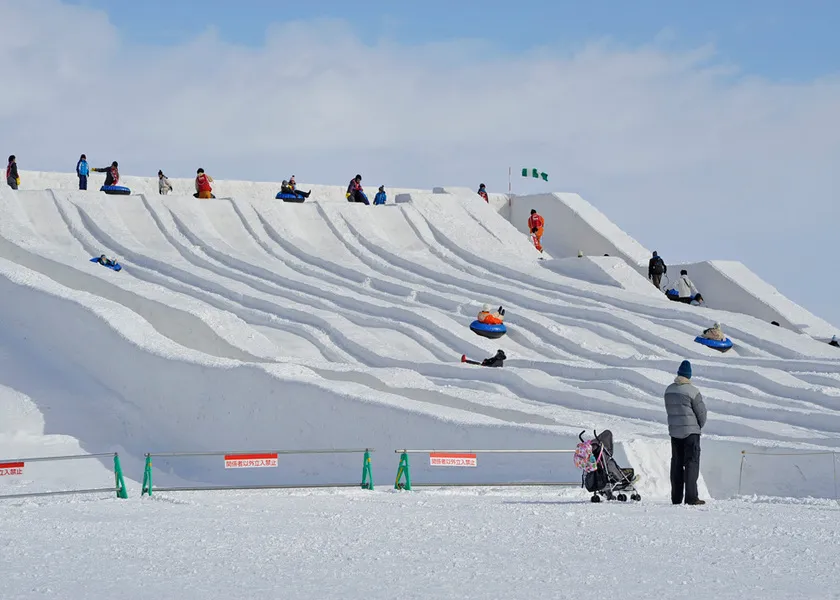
[651,257,665,275]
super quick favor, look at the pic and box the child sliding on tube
[477,304,505,325]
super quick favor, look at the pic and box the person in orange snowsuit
[528,209,544,252]
[477,304,505,325]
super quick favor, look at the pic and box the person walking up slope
[527,209,544,253]
[664,360,708,505]
[648,251,667,290]
[6,155,20,189]
[76,154,89,190]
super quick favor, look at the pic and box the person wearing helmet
[702,322,726,341]
[477,183,488,202]
[92,161,120,187]
[477,303,505,325]
[527,209,544,253]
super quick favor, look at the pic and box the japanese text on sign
[0,461,25,476]
[223,454,278,469]
[429,453,477,467]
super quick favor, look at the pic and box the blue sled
[90,257,122,272]
[694,336,732,352]
[275,192,305,202]
[101,185,131,195]
[470,320,507,339]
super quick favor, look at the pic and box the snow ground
[2,488,839,600]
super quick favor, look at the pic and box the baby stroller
[574,430,641,503]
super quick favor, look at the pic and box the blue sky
[68,0,840,80]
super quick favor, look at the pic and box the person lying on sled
[97,254,117,267]
[481,349,506,367]
[477,303,505,325]
[701,322,726,341]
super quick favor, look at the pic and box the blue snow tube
[89,257,122,271]
[694,336,733,352]
[275,192,305,202]
[470,320,507,339]
[100,185,131,195]
[665,289,680,301]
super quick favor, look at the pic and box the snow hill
[1,171,839,503]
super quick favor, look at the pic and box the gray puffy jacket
[664,378,707,438]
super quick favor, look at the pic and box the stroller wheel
[617,493,627,502]
[591,495,601,503]
[631,493,641,502]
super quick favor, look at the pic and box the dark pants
[351,190,369,205]
[651,273,662,289]
[670,434,701,504]
[7,176,17,190]
[678,296,692,304]
[79,175,88,190]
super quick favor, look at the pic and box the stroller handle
[578,430,586,443]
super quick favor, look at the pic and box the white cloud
[2,0,839,327]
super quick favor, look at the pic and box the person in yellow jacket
[6,155,20,189]
[477,303,505,325]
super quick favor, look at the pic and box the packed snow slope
[505,192,838,339]
[1,171,839,501]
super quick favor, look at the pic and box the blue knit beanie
[677,360,692,379]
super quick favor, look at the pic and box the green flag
[521,168,548,181]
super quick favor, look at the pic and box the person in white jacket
[675,269,699,303]
[158,170,173,195]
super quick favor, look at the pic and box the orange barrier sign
[0,461,25,476]
[429,453,477,467]
[224,453,278,469]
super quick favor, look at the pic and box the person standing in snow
[830,335,839,348]
[373,185,387,205]
[528,209,544,253]
[648,251,667,290]
[6,155,19,189]
[477,183,488,202]
[76,154,89,190]
[92,161,120,187]
[664,360,707,506]
[675,269,699,303]
[158,170,173,195]
[195,168,214,198]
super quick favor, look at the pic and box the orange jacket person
[528,209,545,252]
[477,304,505,325]
[195,168,214,199]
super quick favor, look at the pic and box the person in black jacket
[92,161,120,187]
[6,155,19,189]
[481,349,506,367]
[648,251,667,290]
